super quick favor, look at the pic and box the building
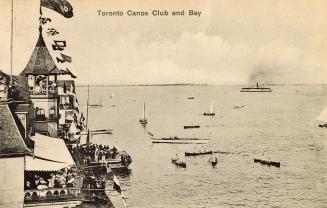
[20,27,72,138]
[0,102,33,208]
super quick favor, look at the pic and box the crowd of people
[70,144,118,165]
[25,167,79,190]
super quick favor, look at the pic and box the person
[175,154,179,162]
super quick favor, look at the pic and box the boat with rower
[184,125,200,129]
[241,83,272,92]
[254,158,280,168]
[185,150,212,156]
[171,159,186,168]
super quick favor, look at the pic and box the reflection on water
[77,85,327,208]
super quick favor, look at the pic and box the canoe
[171,159,186,168]
[152,140,208,144]
[184,125,200,129]
[185,151,212,156]
[254,158,280,168]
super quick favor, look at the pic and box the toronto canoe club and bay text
[97,9,202,17]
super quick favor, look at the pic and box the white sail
[210,101,214,113]
[317,106,327,122]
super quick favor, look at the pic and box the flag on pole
[41,0,73,18]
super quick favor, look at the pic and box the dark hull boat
[319,123,327,128]
[254,158,280,168]
[171,159,186,168]
[210,160,218,166]
[139,119,147,125]
[184,125,200,129]
[203,113,215,116]
[241,83,272,92]
[185,151,212,156]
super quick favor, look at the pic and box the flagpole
[10,0,13,84]
[86,84,89,130]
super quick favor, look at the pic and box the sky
[0,0,327,85]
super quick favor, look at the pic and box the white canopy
[25,133,75,171]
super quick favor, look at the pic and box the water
[76,85,327,208]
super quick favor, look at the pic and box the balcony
[24,188,82,203]
[59,103,74,110]
[29,86,58,98]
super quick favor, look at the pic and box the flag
[113,175,122,194]
[47,28,59,36]
[63,82,67,93]
[66,68,77,78]
[39,17,51,25]
[41,0,73,18]
[56,53,72,63]
[52,40,67,51]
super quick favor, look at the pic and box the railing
[29,86,58,96]
[24,188,82,203]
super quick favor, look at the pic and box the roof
[0,104,31,155]
[20,27,65,76]
[25,133,75,171]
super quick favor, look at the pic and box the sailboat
[139,102,148,126]
[203,101,215,116]
[110,91,115,99]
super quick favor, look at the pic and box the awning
[25,156,72,171]
[25,133,75,171]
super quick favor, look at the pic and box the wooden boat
[171,159,186,168]
[254,158,280,168]
[152,140,208,144]
[152,137,209,144]
[139,102,148,126]
[187,97,195,99]
[209,157,218,166]
[319,123,327,128]
[185,151,212,156]
[184,125,200,129]
[203,101,215,116]
[241,83,272,92]
[153,136,207,141]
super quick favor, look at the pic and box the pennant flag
[39,17,51,25]
[47,28,59,36]
[56,53,72,63]
[52,40,67,51]
[41,0,73,18]
[63,82,67,94]
[113,175,122,194]
[66,68,77,78]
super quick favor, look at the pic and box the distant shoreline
[76,83,208,87]
[75,83,324,87]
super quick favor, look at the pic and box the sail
[210,101,214,113]
[143,103,146,119]
[317,106,327,122]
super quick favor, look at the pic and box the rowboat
[152,140,209,144]
[185,151,212,156]
[171,159,186,168]
[254,158,280,168]
[184,125,200,129]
